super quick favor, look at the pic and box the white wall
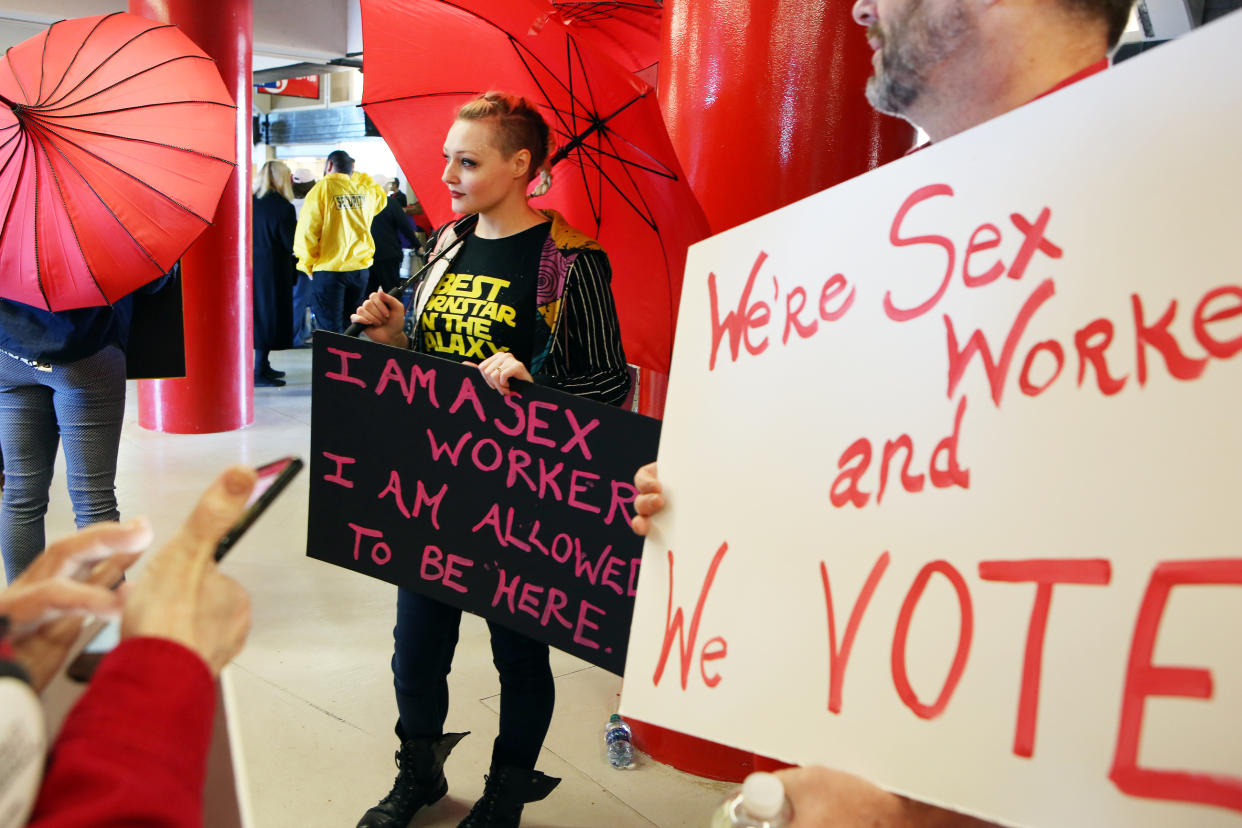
[0,0,359,62]
[345,0,361,55]
[252,0,353,62]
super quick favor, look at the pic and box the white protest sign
[620,13,1242,828]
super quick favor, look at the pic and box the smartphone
[65,456,304,682]
[213,456,304,561]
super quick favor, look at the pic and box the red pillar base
[629,717,754,782]
[636,368,669,420]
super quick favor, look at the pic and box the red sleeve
[27,637,215,828]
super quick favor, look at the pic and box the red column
[629,0,917,781]
[658,0,916,233]
[131,0,253,433]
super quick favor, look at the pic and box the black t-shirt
[418,221,550,365]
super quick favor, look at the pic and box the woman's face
[441,118,528,216]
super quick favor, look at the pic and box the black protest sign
[307,332,660,674]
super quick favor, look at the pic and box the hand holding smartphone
[66,457,303,682]
[212,456,304,561]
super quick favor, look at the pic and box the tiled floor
[35,346,731,828]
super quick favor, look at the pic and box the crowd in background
[250,156,426,388]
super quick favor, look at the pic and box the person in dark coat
[386,177,408,208]
[289,168,317,346]
[367,189,420,296]
[252,161,298,387]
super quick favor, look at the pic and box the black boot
[356,729,469,828]
[457,762,560,828]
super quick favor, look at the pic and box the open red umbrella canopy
[0,12,236,311]
[548,2,662,75]
[362,0,708,375]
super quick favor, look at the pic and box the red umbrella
[361,0,708,375]
[547,2,662,75]
[0,12,236,311]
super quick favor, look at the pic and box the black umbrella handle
[342,214,478,339]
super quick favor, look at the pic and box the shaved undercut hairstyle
[456,91,553,182]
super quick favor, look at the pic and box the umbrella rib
[0,128,27,198]
[36,99,237,121]
[556,1,662,7]
[570,134,658,230]
[552,130,675,178]
[541,95,678,177]
[41,22,182,111]
[27,118,237,168]
[568,129,603,230]
[0,135,25,227]
[31,141,50,307]
[37,13,114,106]
[45,128,169,289]
[562,37,580,147]
[425,1,589,120]
[39,135,112,304]
[566,39,590,165]
[507,40,574,138]
[499,28,663,227]
[0,130,22,202]
[22,117,221,225]
[573,104,679,354]
[0,132,32,268]
[506,41,594,180]
[363,90,481,107]
[38,56,226,114]
[592,173,656,231]
[587,124,609,229]
[561,42,602,228]
[598,127,660,226]
[504,38,603,161]
[36,15,51,104]
[554,1,662,14]
[4,45,36,105]
[431,1,605,135]
[552,3,602,22]
[569,37,603,135]
[547,92,648,168]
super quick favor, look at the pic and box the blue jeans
[309,269,368,334]
[393,588,555,769]
[291,273,313,345]
[0,346,126,581]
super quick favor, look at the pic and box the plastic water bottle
[710,772,794,827]
[605,713,634,769]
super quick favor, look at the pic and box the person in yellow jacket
[293,150,388,332]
